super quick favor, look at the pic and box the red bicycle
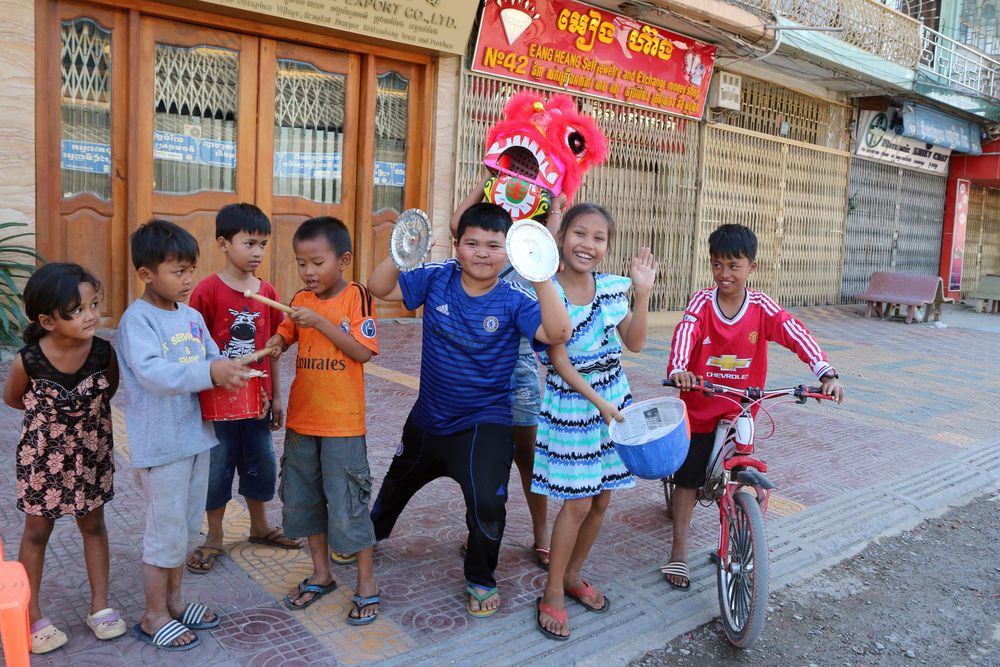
[662,378,833,647]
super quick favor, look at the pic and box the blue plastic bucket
[609,397,691,480]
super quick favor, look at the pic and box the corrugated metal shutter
[962,185,1000,296]
[698,124,850,306]
[840,158,946,301]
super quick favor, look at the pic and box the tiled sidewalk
[1,304,997,665]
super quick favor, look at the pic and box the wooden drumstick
[239,346,278,364]
[243,289,295,314]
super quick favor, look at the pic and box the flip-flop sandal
[186,546,223,574]
[331,551,358,565]
[346,592,381,626]
[86,607,127,640]
[283,577,337,611]
[30,618,68,654]
[532,544,551,571]
[466,585,500,618]
[535,598,569,641]
[660,561,691,590]
[175,602,220,630]
[130,620,201,651]
[248,528,302,550]
[565,580,610,613]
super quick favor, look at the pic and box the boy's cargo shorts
[510,337,541,428]
[279,429,376,555]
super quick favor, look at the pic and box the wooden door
[256,40,361,304]
[36,2,129,323]
[357,58,429,318]
[132,18,258,295]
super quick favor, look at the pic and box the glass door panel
[135,18,258,297]
[152,44,239,195]
[257,40,359,302]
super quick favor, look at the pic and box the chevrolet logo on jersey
[707,355,752,370]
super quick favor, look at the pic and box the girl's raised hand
[630,247,658,295]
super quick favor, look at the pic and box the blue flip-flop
[284,577,337,610]
[346,592,381,625]
[130,620,201,651]
[175,602,220,630]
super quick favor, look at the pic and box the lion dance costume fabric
[483,91,608,221]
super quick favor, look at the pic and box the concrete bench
[971,274,1000,313]
[855,271,953,324]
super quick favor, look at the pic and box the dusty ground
[633,490,1000,666]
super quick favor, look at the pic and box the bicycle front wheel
[717,490,769,648]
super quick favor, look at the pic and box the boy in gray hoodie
[116,220,249,651]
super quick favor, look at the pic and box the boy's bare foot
[347,580,380,624]
[467,585,501,617]
[284,575,336,610]
[186,545,223,573]
[247,526,302,549]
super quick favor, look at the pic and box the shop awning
[901,103,983,154]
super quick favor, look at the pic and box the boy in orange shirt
[265,216,380,625]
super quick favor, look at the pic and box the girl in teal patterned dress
[532,203,658,641]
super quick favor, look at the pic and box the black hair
[216,202,271,240]
[708,224,757,262]
[456,202,512,240]
[21,263,101,345]
[558,203,616,248]
[130,219,200,270]
[292,216,352,256]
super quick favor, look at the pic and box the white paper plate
[506,219,559,283]
[390,208,432,271]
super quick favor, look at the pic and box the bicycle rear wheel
[716,490,769,648]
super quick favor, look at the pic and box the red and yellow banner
[472,0,717,119]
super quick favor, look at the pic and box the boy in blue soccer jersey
[367,203,570,618]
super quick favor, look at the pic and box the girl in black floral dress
[3,263,126,654]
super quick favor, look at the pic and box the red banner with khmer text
[472,0,717,119]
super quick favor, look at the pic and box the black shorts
[671,431,716,489]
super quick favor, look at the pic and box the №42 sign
[472,0,716,119]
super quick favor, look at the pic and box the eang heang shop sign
[472,0,717,119]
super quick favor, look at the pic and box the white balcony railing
[730,0,1000,103]
[919,25,1000,103]
[733,0,922,67]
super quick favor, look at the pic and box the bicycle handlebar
[662,377,833,403]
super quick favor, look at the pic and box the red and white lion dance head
[483,91,608,220]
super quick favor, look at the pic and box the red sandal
[532,543,550,570]
[535,598,569,640]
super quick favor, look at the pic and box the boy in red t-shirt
[265,216,381,625]
[186,203,301,576]
[663,224,844,590]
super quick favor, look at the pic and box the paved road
[633,490,1000,666]
[1,302,998,665]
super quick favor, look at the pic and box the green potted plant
[0,222,42,347]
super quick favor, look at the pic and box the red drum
[199,372,265,421]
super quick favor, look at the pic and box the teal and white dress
[531,272,635,499]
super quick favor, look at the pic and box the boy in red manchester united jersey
[662,224,844,590]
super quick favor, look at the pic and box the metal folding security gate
[962,185,1000,296]
[840,158,947,301]
[455,72,700,311]
[697,124,851,307]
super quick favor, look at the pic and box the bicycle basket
[609,397,691,480]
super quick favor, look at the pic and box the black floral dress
[15,337,115,518]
